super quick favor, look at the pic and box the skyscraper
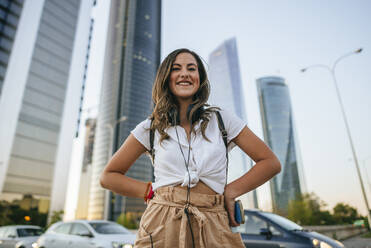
[75,118,96,219]
[0,0,23,97]
[0,0,94,218]
[256,76,302,214]
[208,37,257,209]
[88,0,161,221]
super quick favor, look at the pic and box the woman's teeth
[177,82,191,85]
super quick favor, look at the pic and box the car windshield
[259,212,303,231]
[88,222,131,234]
[17,228,43,237]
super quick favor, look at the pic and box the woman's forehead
[173,52,197,65]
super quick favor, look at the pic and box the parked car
[34,220,135,248]
[0,225,43,248]
[232,209,345,248]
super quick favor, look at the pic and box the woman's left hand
[224,186,240,227]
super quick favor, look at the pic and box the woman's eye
[189,68,196,71]
[171,67,180,71]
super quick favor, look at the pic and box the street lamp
[300,48,371,225]
[364,156,371,200]
[103,115,127,220]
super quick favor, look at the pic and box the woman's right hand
[224,185,240,227]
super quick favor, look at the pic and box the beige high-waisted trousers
[134,185,245,247]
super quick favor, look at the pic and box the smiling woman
[168,53,200,101]
[100,48,281,247]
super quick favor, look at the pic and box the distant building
[256,76,303,214]
[75,16,95,139]
[75,118,96,219]
[87,0,161,221]
[0,0,23,97]
[208,37,258,209]
[0,0,94,219]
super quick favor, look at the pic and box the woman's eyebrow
[172,63,197,67]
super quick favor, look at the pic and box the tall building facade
[0,0,94,218]
[0,0,23,97]
[256,76,302,214]
[88,0,161,221]
[208,37,258,209]
[75,118,96,219]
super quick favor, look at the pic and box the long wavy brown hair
[150,48,218,143]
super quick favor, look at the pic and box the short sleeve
[130,118,151,151]
[218,109,246,150]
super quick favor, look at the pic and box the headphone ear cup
[194,106,204,123]
[168,107,179,126]
[187,105,204,124]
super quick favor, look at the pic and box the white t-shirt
[130,109,246,194]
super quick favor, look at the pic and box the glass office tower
[76,118,96,219]
[0,0,94,219]
[0,0,23,97]
[208,37,258,209]
[88,0,161,221]
[256,76,302,214]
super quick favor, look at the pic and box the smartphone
[234,200,245,224]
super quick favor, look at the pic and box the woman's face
[169,52,200,102]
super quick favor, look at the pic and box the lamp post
[103,115,127,220]
[364,156,371,199]
[301,48,371,225]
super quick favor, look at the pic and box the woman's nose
[179,68,189,78]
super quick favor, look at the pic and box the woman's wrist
[144,181,154,202]
[225,183,239,199]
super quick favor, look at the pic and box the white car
[34,220,136,248]
[0,225,43,248]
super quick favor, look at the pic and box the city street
[343,233,371,248]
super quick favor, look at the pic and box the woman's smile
[176,81,192,86]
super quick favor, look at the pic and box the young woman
[100,48,281,247]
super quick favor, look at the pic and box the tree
[287,193,335,225]
[116,212,140,229]
[0,201,13,226]
[0,200,47,227]
[333,203,359,224]
[47,210,64,228]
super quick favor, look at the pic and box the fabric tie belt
[150,198,225,248]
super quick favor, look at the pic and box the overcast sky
[68,0,371,217]
[160,0,371,215]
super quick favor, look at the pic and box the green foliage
[47,210,64,228]
[116,212,140,229]
[287,193,361,226]
[287,193,334,225]
[0,201,13,226]
[0,201,47,227]
[364,216,370,229]
[333,203,358,224]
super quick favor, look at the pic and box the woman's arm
[224,126,281,226]
[100,134,149,199]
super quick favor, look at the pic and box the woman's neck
[177,99,192,126]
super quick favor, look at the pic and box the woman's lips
[176,81,192,86]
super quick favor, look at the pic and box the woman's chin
[173,91,196,100]
[175,95,194,103]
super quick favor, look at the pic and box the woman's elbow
[100,171,109,189]
[272,157,281,174]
